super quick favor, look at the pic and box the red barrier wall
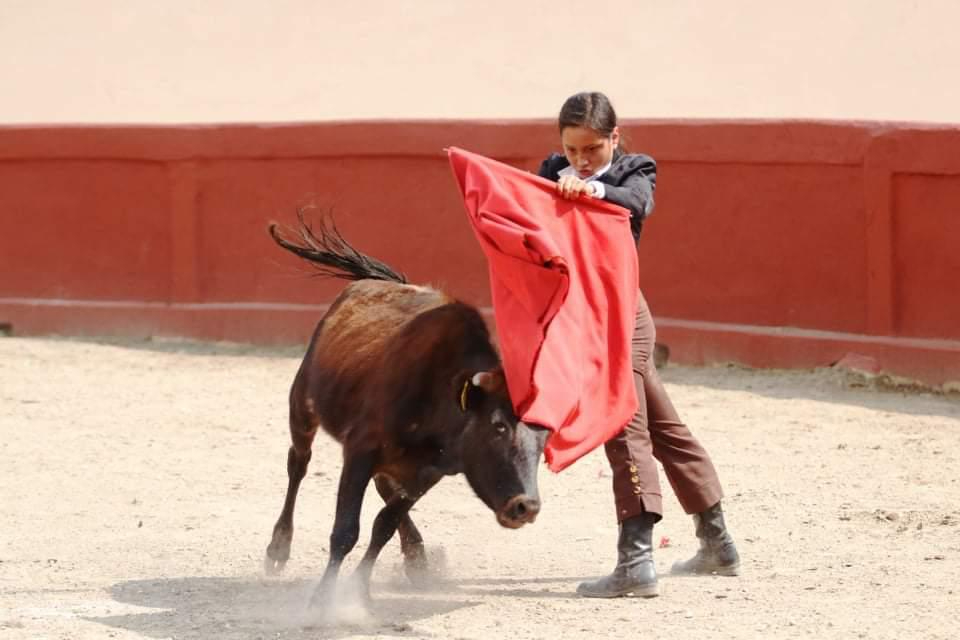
[1,121,958,385]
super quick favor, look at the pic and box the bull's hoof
[403,544,431,588]
[404,544,447,589]
[310,575,373,612]
[309,581,336,609]
[264,532,292,575]
[264,553,287,575]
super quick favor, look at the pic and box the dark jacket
[538,150,657,242]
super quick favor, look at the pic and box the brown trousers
[604,291,723,523]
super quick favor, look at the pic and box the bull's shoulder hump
[316,280,452,351]
[338,280,451,313]
[342,279,439,297]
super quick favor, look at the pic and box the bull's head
[457,368,549,528]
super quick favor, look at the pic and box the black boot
[671,501,740,576]
[577,513,658,598]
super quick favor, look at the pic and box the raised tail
[268,209,407,283]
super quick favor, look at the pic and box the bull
[264,213,549,604]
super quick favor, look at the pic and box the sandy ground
[1,335,959,640]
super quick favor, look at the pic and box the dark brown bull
[264,214,549,604]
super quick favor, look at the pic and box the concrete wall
[3,1,960,124]
[1,120,958,385]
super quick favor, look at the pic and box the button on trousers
[603,291,724,522]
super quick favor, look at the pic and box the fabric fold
[448,146,639,472]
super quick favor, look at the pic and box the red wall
[1,121,958,385]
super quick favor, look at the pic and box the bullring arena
[2,337,959,639]
[2,2,960,639]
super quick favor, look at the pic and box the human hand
[556,175,594,200]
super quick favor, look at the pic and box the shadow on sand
[86,575,480,639]
[659,362,960,419]
[86,572,595,638]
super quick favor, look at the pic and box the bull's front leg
[353,468,442,599]
[311,449,375,607]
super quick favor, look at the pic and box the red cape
[448,147,639,472]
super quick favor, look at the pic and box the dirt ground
[1,335,959,640]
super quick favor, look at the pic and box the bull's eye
[494,422,508,435]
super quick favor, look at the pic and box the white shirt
[556,160,612,198]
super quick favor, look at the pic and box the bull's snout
[496,495,541,529]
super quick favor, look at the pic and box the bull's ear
[458,370,496,412]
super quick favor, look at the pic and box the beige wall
[1,0,958,124]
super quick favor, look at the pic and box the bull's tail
[268,208,407,284]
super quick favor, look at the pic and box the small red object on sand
[659,536,671,548]
[834,352,881,375]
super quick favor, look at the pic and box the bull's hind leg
[374,475,429,586]
[265,419,315,575]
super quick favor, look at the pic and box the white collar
[557,158,613,181]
